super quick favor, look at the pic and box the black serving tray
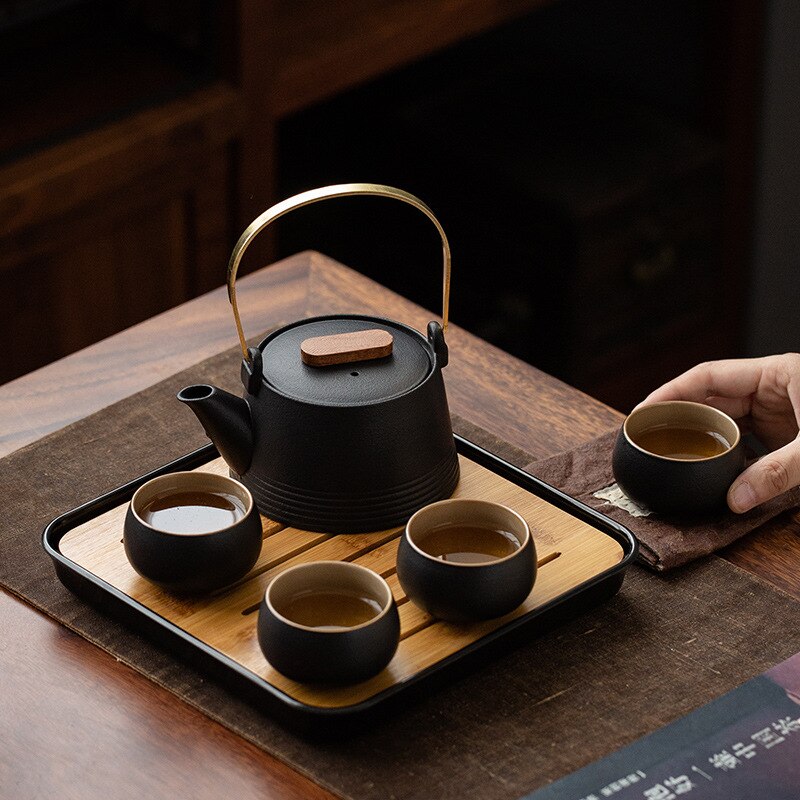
[43,434,638,735]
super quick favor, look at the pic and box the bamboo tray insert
[59,453,625,710]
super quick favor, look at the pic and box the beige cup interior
[266,561,393,631]
[406,499,530,563]
[624,401,740,461]
[131,471,253,531]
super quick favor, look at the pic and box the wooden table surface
[2,252,798,799]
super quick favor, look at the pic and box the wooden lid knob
[300,329,394,367]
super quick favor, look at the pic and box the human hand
[641,354,800,513]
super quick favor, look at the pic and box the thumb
[727,439,800,513]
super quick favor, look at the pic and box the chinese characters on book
[526,652,800,799]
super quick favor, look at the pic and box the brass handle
[226,183,452,362]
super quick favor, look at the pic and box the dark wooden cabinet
[0,0,763,405]
[0,0,552,384]
[276,0,764,412]
[0,2,243,382]
[1,83,240,380]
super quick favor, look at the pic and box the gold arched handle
[227,183,452,362]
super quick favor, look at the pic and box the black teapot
[178,184,460,533]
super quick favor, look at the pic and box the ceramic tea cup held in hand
[124,471,263,594]
[257,561,400,685]
[612,400,745,516]
[396,499,536,623]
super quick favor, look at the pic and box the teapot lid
[258,316,433,406]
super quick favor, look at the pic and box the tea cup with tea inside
[124,471,263,594]
[257,561,400,684]
[612,400,745,516]
[396,498,536,623]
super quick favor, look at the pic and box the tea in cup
[257,561,400,684]
[612,400,745,515]
[124,471,263,593]
[396,499,536,622]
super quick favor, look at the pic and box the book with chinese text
[524,651,800,799]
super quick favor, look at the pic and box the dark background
[1,0,797,411]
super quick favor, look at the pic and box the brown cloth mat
[525,430,800,571]
[3,346,800,800]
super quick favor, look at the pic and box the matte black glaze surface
[179,314,460,533]
[396,533,536,623]
[260,317,431,404]
[176,384,253,476]
[612,430,746,516]
[257,596,400,685]
[123,502,262,594]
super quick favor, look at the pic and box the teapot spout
[177,385,253,476]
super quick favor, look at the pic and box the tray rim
[42,434,638,726]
